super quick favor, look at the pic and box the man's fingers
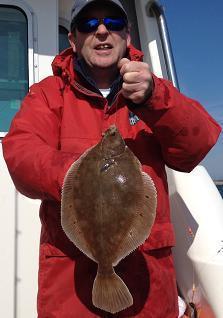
[123,71,141,83]
[121,89,146,104]
[118,59,153,104]
[119,60,150,75]
[122,82,146,92]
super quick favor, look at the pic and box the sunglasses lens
[104,17,126,31]
[76,18,99,33]
[76,17,127,33]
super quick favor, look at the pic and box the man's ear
[126,28,131,47]
[68,32,77,52]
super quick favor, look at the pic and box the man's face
[69,3,131,72]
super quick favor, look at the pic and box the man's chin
[91,59,118,70]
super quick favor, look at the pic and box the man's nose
[96,23,109,35]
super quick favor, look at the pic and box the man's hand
[118,58,153,104]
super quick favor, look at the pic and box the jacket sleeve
[2,77,76,202]
[130,74,222,172]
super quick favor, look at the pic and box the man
[2,0,221,317]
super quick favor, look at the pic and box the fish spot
[145,195,149,199]
[116,175,126,184]
[139,213,143,217]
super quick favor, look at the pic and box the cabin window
[59,25,70,52]
[0,6,28,133]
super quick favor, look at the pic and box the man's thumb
[118,58,130,75]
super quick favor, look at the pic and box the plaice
[61,125,157,313]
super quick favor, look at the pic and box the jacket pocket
[38,243,75,317]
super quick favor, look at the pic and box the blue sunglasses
[75,16,127,33]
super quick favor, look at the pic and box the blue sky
[161,0,223,180]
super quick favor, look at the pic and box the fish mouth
[103,125,118,137]
[108,125,118,134]
[101,125,126,159]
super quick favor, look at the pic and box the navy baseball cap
[71,0,128,25]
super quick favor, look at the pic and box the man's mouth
[95,44,113,50]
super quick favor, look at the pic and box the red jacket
[2,45,221,317]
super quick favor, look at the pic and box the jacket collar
[51,44,144,84]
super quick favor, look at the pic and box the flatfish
[61,125,157,313]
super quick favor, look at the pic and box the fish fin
[92,271,133,313]
[61,146,97,262]
[113,172,157,266]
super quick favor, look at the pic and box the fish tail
[92,271,133,314]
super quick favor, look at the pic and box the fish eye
[100,162,110,172]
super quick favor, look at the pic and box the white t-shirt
[99,88,111,98]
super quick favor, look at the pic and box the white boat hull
[167,166,223,317]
